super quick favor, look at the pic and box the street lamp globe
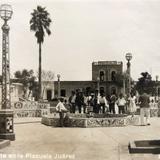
[0,4,13,21]
[57,74,60,79]
[125,53,132,61]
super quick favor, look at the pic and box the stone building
[92,61,123,95]
[54,81,97,98]
[54,61,124,98]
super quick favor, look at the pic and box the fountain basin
[129,140,160,154]
[41,113,139,127]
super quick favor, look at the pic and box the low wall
[41,114,139,128]
[13,101,50,118]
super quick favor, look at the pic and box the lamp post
[97,77,100,95]
[57,74,61,98]
[0,4,15,140]
[156,75,159,101]
[123,72,127,97]
[125,53,132,98]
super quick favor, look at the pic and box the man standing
[117,93,126,114]
[69,91,76,113]
[98,93,108,114]
[109,94,117,114]
[75,91,84,114]
[138,92,150,126]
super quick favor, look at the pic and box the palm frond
[30,5,52,43]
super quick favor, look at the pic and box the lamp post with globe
[0,4,15,140]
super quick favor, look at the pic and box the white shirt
[117,98,126,106]
[71,95,76,103]
[98,96,108,106]
[56,102,67,112]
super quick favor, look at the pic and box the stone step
[0,139,10,149]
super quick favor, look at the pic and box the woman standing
[128,93,137,116]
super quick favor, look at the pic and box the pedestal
[0,110,15,141]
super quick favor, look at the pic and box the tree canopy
[30,6,52,44]
[14,69,36,98]
[135,72,156,95]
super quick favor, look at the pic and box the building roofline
[92,61,123,65]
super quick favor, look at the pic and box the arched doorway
[110,86,117,95]
[111,71,116,81]
[47,89,52,101]
[100,87,105,95]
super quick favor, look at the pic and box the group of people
[68,91,137,115]
[55,90,158,127]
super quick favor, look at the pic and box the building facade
[42,81,54,101]
[54,61,124,98]
[92,61,123,95]
[54,81,97,98]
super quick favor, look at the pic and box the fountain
[41,113,139,128]
[129,140,160,154]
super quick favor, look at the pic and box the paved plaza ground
[0,117,160,160]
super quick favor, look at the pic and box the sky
[0,0,160,81]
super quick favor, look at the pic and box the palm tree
[30,6,52,100]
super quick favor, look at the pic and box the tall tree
[30,6,52,100]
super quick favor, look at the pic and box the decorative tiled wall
[13,101,50,118]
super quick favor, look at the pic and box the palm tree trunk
[42,86,46,99]
[39,42,42,100]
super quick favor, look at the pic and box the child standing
[56,98,68,127]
